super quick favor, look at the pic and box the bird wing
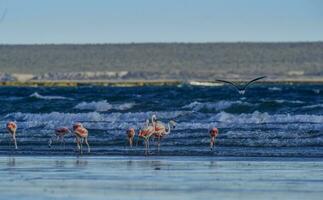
[242,76,266,90]
[215,79,241,92]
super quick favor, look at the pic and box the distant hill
[0,42,322,81]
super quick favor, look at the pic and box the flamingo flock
[3,115,219,156]
[1,77,270,155]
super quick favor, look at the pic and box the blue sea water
[0,83,322,157]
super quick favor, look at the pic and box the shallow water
[1,156,323,200]
[0,83,322,156]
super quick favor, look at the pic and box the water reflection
[7,157,15,167]
[74,159,88,167]
[55,160,66,168]
[126,160,133,169]
[208,161,218,169]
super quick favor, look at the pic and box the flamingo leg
[59,136,66,150]
[127,138,131,148]
[76,136,81,152]
[80,138,84,155]
[48,134,55,148]
[135,136,140,147]
[144,139,147,156]
[84,137,90,153]
[147,138,150,155]
[129,137,133,148]
[144,138,148,156]
[62,137,66,150]
[210,137,215,151]
[12,133,17,150]
[157,136,161,153]
[9,134,12,149]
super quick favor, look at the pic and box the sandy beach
[1,156,323,200]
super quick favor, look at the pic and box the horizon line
[1,41,323,45]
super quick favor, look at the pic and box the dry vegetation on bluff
[0,42,322,81]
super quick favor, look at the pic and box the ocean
[0,83,323,199]
[0,83,322,157]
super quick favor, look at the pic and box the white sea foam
[260,99,304,104]
[274,99,304,104]
[211,111,323,124]
[74,100,135,112]
[313,89,320,94]
[183,101,252,111]
[3,111,323,149]
[6,110,323,132]
[268,87,282,91]
[302,104,323,109]
[4,111,187,130]
[30,92,73,100]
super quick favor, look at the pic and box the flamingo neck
[165,122,171,134]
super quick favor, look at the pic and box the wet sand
[1,156,323,200]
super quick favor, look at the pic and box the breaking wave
[268,87,282,91]
[74,100,135,112]
[30,92,73,100]
[260,99,304,104]
[5,110,323,130]
[302,104,323,109]
[182,101,252,111]
[2,110,323,156]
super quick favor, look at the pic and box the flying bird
[216,76,266,95]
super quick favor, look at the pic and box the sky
[0,0,322,44]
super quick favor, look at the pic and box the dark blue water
[0,83,322,157]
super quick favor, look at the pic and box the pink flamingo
[153,120,176,153]
[138,124,155,156]
[126,128,136,148]
[73,123,90,154]
[209,128,219,150]
[6,121,18,149]
[48,127,71,148]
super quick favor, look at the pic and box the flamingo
[209,128,219,150]
[134,119,149,147]
[138,125,155,156]
[153,120,176,153]
[48,127,71,148]
[126,128,135,148]
[6,121,18,149]
[73,123,90,154]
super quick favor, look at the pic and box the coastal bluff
[0,42,322,82]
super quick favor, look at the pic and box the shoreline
[1,79,323,87]
[2,155,323,162]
